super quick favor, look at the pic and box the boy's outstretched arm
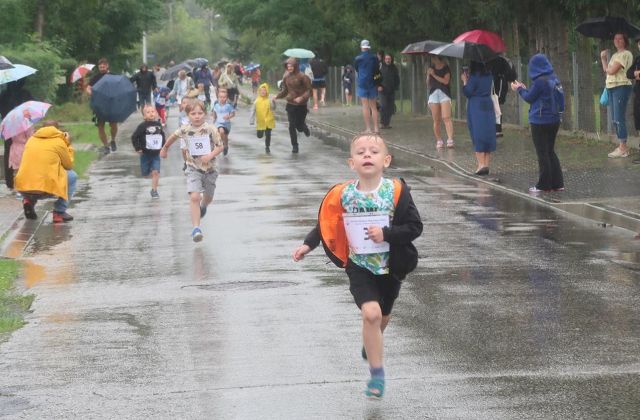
[293,224,321,261]
[159,133,178,158]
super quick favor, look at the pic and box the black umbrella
[576,16,640,40]
[401,40,447,55]
[186,57,209,68]
[429,41,498,63]
[90,74,137,123]
[161,61,198,81]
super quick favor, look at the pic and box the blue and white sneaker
[191,227,203,242]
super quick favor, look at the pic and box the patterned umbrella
[70,64,95,83]
[0,64,37,85]
[0,101,51,139]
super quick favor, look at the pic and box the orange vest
[318,178,402,268]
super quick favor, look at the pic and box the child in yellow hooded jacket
[249,83,276,154]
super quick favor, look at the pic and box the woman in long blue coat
[462,60,496,175]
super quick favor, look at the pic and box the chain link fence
[265,52,627,137]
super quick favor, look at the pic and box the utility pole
[142,31,147,64]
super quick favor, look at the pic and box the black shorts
[346,260,401,316]
[312,80,326,88]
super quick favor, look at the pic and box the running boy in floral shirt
[292,133,423,399]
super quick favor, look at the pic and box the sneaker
[150,189,159,199]
[436,139,444,149]
[265,146,270,154]
[191,227,203,242]
[496,132,504,138]
[292,145,299,154]
[553,187,565,192]
[608,147,629,158]
[528,186,550,193]
[52,211,74,223]
[365,378,385,399]
[101,146,111,155]
[302,125,310,137]
[446,138,455,148]
[110,140,117,152]
[200,204,207,218]
[22,198,37,220]
[223,146,229,156]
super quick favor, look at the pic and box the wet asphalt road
[0,106,639,419]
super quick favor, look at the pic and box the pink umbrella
[453,29,506,53]
[70,63,95,83]
[0,101,51,139]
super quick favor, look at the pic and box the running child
[292,133,423,399]
[196,82,208,107]
[131,105,165,198]
[212,88,236,156]
[154,86,171,126]
[177,96,192,171]
[160,99,224,242]
[249,83,276,154]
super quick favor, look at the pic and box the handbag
[373,67,383,86]
[600,88,609,106]
[491,81,502,117]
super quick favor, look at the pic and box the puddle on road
[181,281,298,291]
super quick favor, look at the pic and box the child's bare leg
[201,193,213,208]
[151,170,159,190]
[219,128,228,147]
[189,192,202,227]
[361,301,384,368]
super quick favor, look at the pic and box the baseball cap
[360,39,371,49]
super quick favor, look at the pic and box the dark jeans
[137,91,152,109]
[379,91,395,127]
[257,129,272,147]
[285,103,308,146]
[531,122,563,190]
[634,91,640,131]
[3,139,13,189]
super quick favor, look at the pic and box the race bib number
[187,135,212,156]
[145,134,163,150]
[343,212,390,254]
[156,97,166,106]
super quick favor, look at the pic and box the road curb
[302,114,640,234]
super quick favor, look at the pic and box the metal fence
[265,52,625,136]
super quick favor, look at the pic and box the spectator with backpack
[512,53,565,194]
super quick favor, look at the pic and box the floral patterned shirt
[341,178,395,275]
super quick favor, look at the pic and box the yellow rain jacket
[15,126,74,200]
[250,83,276,130]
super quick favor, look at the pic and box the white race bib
[145,134,163,150]
[343,212,390,254]
[187,135,212,156]
[156,97,166,106]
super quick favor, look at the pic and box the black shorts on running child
[346,260,401,316]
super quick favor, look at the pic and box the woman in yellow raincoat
[249,83,276,153]
[15,122,77,223]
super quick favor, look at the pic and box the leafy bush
[2,40,64,103]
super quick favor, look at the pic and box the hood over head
[528,53,554,80]
[258,82,270,96]
[286,57,300,73]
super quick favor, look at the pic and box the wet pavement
[0,105,639,418]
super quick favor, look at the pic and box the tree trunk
[35,0,45,41]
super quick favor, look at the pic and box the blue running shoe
[191,227,203,242]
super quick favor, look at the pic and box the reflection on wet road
[0,110,638,418]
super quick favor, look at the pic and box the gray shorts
[185,166,218,197]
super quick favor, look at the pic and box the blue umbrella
[0,64,37,85]
[90,74,137,123]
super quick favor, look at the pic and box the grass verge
[74,150,97,178]
[0,258,33,335]
[47,101,93,122]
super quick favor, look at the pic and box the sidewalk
[303,103,640,233]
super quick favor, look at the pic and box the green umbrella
[283,48,315,59]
